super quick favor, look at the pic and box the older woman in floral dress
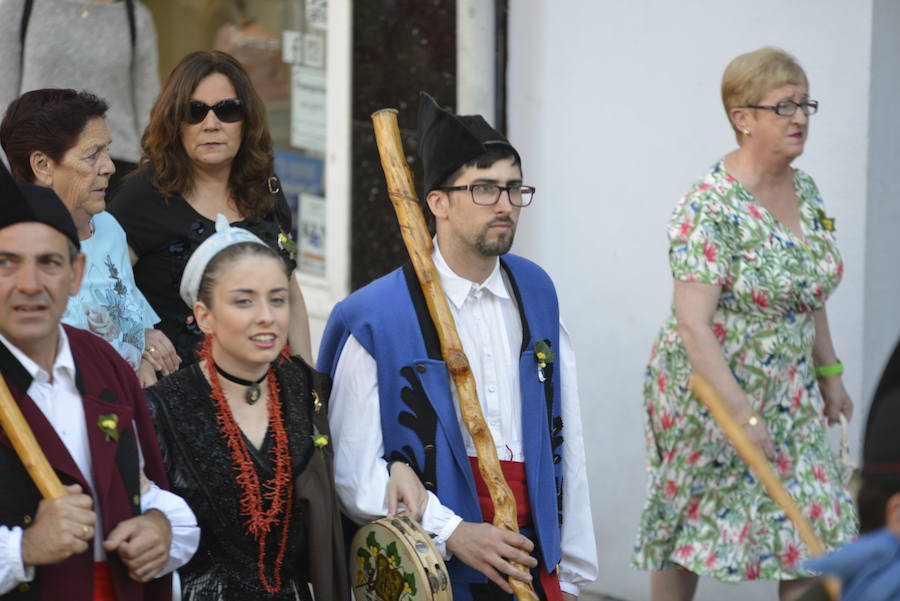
[632,47,857,601]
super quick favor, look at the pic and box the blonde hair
[721,47,809,141]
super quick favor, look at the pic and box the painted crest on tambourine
[351,516,451,601]
[356,530,418,600]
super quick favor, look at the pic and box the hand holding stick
[691,375,840,600]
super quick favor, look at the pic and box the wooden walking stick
[0,374,66,499]
[371,108,539,601]
[691,375,841,600]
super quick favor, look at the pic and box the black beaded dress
[145,357,319,601]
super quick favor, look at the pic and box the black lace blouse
[109,168,297,366]
[145,359,315,601]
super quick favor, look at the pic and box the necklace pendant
[247,383,261,405]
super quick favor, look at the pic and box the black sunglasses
[185,98,244,124]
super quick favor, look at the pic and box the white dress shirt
[329,240,598,594]
[0,328,199,595]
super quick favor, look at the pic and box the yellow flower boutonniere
[817,208,836,232]
[277,232,298,256]
[312,425,329,451]
[98,413,119,442]
[534,339,555,382]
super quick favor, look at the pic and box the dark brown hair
[0,89,108,183]
[440,145,521,188]
[140,51,274,219]
[197,242,289,307]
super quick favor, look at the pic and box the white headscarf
[179,214,267,307]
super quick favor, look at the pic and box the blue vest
[319,255,565,586]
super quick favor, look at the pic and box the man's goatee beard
[475,219,516,256]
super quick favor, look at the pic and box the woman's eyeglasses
[742,100,819,117]
[185,99,244,124]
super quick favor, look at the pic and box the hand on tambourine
[446,521,537,593]
[387,461,428,521]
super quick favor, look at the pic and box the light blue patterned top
[63,211,159,370]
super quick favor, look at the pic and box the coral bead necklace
[199,336,293,594]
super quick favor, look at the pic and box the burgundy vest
[0,326,172,601]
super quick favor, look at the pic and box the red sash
[93,562,116,601]
[468,457,562,601]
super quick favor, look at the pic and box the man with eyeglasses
[319,92,597,600]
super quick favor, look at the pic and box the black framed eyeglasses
[437,183,535,207]
[185,98,244,124]
[742,99,819,117]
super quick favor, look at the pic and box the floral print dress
[632,161,857,582]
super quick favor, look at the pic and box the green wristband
[815,362,844,378]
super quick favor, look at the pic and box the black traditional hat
[417,91,520,194]
[862,340,900,488]
[0,161,80,249]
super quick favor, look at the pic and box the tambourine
[351,516,451,601]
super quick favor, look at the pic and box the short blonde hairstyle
[721,47,809,141]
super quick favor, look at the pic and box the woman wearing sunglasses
[109,50,311,367]
[632,47,857,600]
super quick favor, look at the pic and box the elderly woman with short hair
[0,89,179,385]
[632,47,857,601]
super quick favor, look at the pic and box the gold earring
[743,129,751,136]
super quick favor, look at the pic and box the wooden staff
[691,375,840,600]
[0,374,66,499]
[372,108,539,601]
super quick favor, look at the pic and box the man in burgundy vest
[0,170,199,600]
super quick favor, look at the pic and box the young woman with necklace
[142,219,312,599]
[143,217,391,600]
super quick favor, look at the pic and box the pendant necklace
[213,362,268,404]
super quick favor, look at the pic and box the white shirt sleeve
[556,320,600,594]
[0,526,34,595]
[328,334,463,551]
[139,481,199,576]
